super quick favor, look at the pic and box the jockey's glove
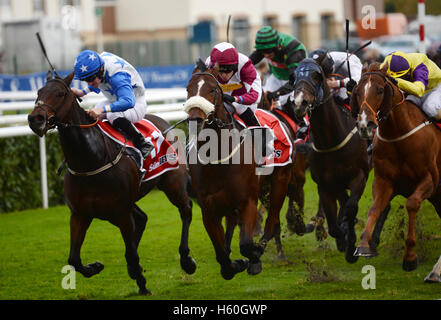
[346,79,357,94]
[266,91,279,102]
[222,93,236,104]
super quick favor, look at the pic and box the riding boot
[239,108,268,158]
[113,117,154,159]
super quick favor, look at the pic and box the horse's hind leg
[158,170,197,274]
[132,204,148,249]
[402,177,433,271]
[119,213,149,295]
[225,214,237,256]
[68,212,104,278]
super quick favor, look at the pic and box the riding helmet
[210,42,239,73]
[254,26,279,51]
[74,50,104,81]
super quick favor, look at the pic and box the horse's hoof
[424,272,441,283]
[315,226,328,241]
[232,259,249,273]
[353,246,378,257]
[304,223,315,234]
[402,258,418,272]
[181,256,197,275]
[345,246,359,264]
[336,238,346,252]
[83,262,104,278]
[247,261,262,275]
[139,287,152,296]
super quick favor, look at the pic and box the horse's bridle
[34,78,98,130]
[293,59,332,112]
[189,72,234,128]
[358,71,405,124]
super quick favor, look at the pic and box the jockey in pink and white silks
[71,50,153,159]
[205,42,263,127]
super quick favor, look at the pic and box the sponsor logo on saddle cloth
[97,119,179,182]
[234,109,293,167]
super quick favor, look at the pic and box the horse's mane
[367,62,381,72]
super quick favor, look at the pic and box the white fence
[0,88,187,209]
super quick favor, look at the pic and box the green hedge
[0,134,65,213]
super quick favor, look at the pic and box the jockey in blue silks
[72,50,153,159]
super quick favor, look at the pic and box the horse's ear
[315,52,327,65]
[194,58,207,73]
[46,70,53,81]
[362,62,369,74]
[64,71,75,86]
[211,62,219,77]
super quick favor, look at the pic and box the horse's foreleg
[159,173,197,275]
[68,212,104,278]
[341,171,367,264]
[370,202,391,250]
[225,214,237,256]
[119,213,149,295]
[132,204,148,249]
[239,199,264,276]
[286,164,307,235]
[260,168,290,259]
[402,177,433,271]
[318,188,344,252]
[202,212,247,280]
[355,177,394,257]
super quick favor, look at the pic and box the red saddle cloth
[234,110,293,167]
[97,119,179,182]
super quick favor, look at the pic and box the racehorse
[184,60,294,278]
[351,63,441,271]
[258,93,328,241]
[292,56,370,263]
[27,71,196,295]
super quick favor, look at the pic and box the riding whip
[36,32,60,78]
[226,15,232,43]
[345,19,352,81]
[334,40,372,74]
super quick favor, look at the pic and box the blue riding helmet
[74,50,104,80]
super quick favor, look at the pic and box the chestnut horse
[351,63,441,271]
[28,71,196,294]
[185,60,294,278]
[292,57,370,263]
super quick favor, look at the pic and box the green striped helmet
[254,26,279,50]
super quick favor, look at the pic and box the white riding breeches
[263,73,291,106]
[96,94,147,124]
[406,82,441,118]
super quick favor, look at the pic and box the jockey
[71,50,153,159]
[309,49,362,106]
[205,42,262,127]
[381,51,441,120]
[249,26,307,107]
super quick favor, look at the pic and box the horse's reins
[294,60,354,153]
[357,72,431,143]
[36,78,126,176]
[188,71,250,164]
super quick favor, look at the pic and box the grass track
[1,171,441,300]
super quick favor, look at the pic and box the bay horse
[258,93,328,241]
[292,57,370,263]
[351,63,441,271]
[185,60,293,278]
[27,71,196,295]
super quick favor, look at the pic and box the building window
[292,15,306,43]
[263,15,278,29]
[232,17,250,54]
[320,14,334,41]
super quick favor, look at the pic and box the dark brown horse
[258,93,328,241]
[27,71,196,294]
[292,57,370,263]
[185,60,294,278]
[351,63,441,271]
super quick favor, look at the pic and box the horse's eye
[377,88,384,95]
